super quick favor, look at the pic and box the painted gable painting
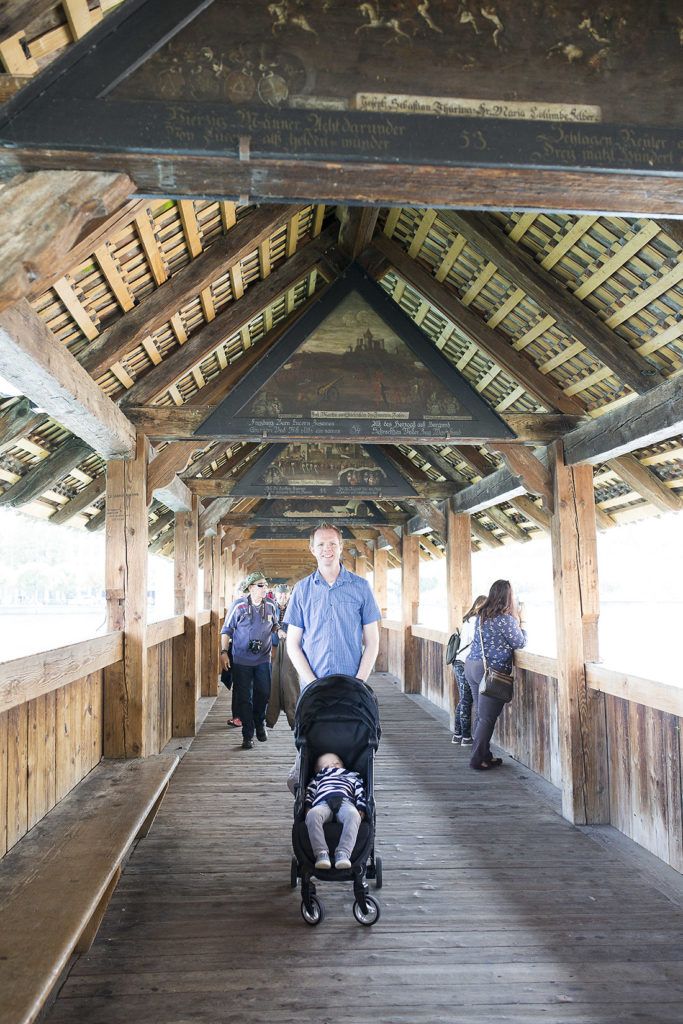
[198,266,514,442]
[232,442,415,497]
[242,293,468,424]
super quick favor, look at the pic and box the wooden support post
[201,532,222,697]
[374,546,388,673]
[401,533,420,694]
[550,441,608,825]
[104,434,150,757]
[446,507,472,634]
[446,507,472,724]
[172,496,199,737]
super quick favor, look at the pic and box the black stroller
[290,674,382,926]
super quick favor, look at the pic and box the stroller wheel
[301,895,324,926]
[375,855,383,890]
[353,895,380,926]
[290,857,299,888]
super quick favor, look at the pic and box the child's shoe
[452,732,462,743]
[314,852,331,870]
[335,853,352,870]
[461,735,473,746]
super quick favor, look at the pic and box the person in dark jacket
[221,571,278,750]
[266,583,300,730]
[465,579,527,770]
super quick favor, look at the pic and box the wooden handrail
[411,624,450,644]
[0,632,123,713]
[515,650,559,677]
[147,615,185,647]
[381,618,402,632]
[198,609,211,627]
[585,662,683,717]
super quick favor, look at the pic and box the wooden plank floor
[45,672,683,1024]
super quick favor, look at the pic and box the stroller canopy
[294,675,381,776]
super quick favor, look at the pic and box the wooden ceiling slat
[118,228,333,409]
[80,205,303,379]
[372,235,584,416]
[443,211,666,395]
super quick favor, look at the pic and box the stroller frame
[290,675,382,926]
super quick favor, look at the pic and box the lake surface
[1,600,681,687]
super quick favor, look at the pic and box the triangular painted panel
[231,442,415,497]
[251,499,388,525]
[198,265,515,442]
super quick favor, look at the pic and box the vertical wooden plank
[173,500,199,736]
[401,533,420,694]
[665,712,683,873]
[7,704,28,850]
[550,442,609,825]
[104,433,150,757]
[90,671,103,768]
[28,695,50,828]
[373,547,388,673]
[606,694,632,839]
[0,709,8,855]
[628,700,649,849]
[202,532,222,699]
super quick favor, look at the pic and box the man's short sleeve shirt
[284,564,381,680]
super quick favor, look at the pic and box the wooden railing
[0,613,218,860]
[385,623,683,874]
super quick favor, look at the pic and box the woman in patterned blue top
[464,579,527,770]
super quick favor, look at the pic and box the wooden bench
[0,753,179,1024]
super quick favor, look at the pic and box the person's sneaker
[255,725,268,742]
[227,718,242,728]
[314,853,331,870]
[241,737,254,749]
[335,855,352,870]
[461,736,473,746]
[452,732,462,743]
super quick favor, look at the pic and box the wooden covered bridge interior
[0,1,682,1021]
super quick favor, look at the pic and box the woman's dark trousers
[465,659,506,767]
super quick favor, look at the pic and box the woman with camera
[220,571,279,750]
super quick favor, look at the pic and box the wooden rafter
[338,206,379,261]
[119,227,335,408]
[0,299,136,459]
[49,473,106,525]
[0,435,91,508]
[146,441,203,507]
[371,234,585,416]
[607,453,683,513]
[81,204,305,379]
[0,397,45,453]
[0,170,132,313]
[490,443,554,514]
[443,212,666,395]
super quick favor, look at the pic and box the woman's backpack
[445,628,461,665]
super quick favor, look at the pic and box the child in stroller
[305,752,367,871]
[290,674,382,926]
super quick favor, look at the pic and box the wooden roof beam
[0,299,136,459]
[563,376,683,466]
[470,517,504,548]
[509,495,550,532]
[443,211,665,395]
[412,444,470,487]
[338,206,380,261]
[406,497,446,537]
[49,473,106,525]
[490,443,554,514]
[199,497,237,535]
[485,505,531,544]
[606,453,683,513]
[81,204,306,379]
[119,225,336,409]
[370,235,585,416]
[146,441,203,506]
[0,396,45,454]
[0,170,132,314]
[0,435,92,508]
